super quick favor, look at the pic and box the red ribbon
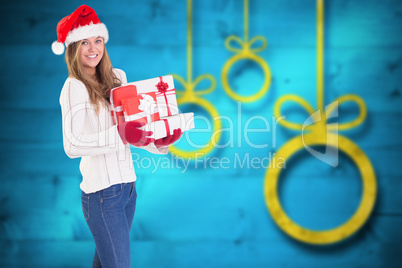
[162,119,170,137]
[156,76,174,116]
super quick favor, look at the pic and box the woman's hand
[117,121,154,147]
[154,129,182,147]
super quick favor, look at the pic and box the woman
[53,5,181,267]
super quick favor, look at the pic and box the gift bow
[138,95,157,122]
[156,79,169,92]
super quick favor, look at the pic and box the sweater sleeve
[113,68,127,84]
[139,143,169,155]
[60,79,126,159]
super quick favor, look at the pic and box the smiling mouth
[86,54,98,59]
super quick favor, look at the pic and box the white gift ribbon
[138,95,157,123]
[109,87,125,124]
[110,105,123,112]
[125,111,148,122]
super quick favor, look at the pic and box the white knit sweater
[59,69,168,193]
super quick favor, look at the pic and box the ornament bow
[225,35,267,54]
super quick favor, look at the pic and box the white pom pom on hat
[51,5,109,55]
[51,41,65,55]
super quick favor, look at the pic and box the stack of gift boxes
[110,75,194,143]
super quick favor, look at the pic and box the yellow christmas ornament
[221,0,271,102]
[171,0,222,159]
[264,0,376,245]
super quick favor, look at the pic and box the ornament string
[274,0,366,132]
[170,0,222,159]
[221,0,271,102]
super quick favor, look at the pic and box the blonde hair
[65,40,122,112]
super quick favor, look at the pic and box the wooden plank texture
[0,0,401,267]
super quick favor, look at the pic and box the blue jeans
[81,182,137,268]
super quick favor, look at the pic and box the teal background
[1,0,401,267]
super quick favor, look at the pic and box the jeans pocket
[130,182,137,199]
[81,193,90,221]
[102,184,123,199]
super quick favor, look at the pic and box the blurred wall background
[0,0,401,267]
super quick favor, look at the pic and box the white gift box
[123,75,178,118]
[142,113,195,140]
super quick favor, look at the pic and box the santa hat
[52,5,109,55]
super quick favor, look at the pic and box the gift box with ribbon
[110,75,194,143]
[110,75,178,125]
[124,75,178,117]
[121,92,160,124]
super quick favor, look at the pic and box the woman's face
[79,36,104,75]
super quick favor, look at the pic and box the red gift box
[110,85,138,125]
[121,92,160,124]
